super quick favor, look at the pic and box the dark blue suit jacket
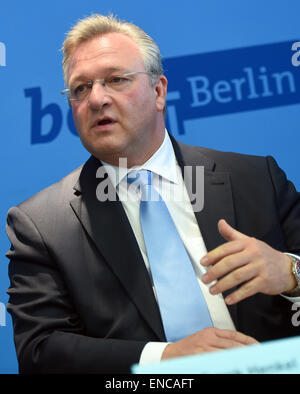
[6,137,300,373]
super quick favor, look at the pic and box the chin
[89,142,129,163]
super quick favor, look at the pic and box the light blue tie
[127,170,212,342]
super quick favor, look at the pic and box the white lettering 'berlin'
[187,66,296,107]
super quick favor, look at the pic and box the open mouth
[93,117,116,129]
[98,119,113,126]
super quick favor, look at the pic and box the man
[6,14,300,374]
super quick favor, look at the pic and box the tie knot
[126,170,159,201]
[126,170,152,187]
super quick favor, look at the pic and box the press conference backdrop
[1,0,300,373]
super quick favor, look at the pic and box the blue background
[0,0,300,373]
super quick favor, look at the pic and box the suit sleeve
[6,206,147,374]
[266,156,300,254]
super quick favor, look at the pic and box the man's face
[67,33,167,167]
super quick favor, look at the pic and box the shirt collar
[101,130,179,188]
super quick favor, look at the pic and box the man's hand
[161,327,258,360]
[200,219,297,305]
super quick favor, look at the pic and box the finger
[197,347,224,354]
[212,338,246,350]
[200,239,244,267]
[202,250,250,284]
[208,260,257,294]
[218,219,248,242]
[224,277,264,305]
[215,328,259,345]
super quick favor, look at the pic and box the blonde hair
[62,14,164,86]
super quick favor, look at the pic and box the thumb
[218,219,247,242]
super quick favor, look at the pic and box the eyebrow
[68,67,128,86]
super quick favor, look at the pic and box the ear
[155,75,168,112]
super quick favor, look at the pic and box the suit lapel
[70,138,240,336]
[171,138,237,249]
[171,137,238,325]
[70,156,165,341]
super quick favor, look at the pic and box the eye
[70,82,92,100]
[108,76,129,85]
[74,84,87,95]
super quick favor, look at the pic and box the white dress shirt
[102,130,300,366]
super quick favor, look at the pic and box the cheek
[121,88,156,118]
[72,106,86,132]
[127,82,155,106]
[122,90,141,109]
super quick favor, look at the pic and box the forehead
[67,33,145,83]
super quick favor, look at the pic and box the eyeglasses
[61,71,151,103]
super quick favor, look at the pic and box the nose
[88,81,112,110]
